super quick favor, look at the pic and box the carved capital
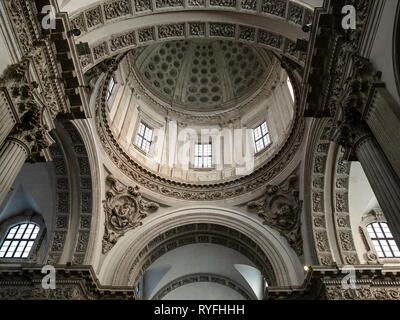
[0,59,30,84]
[329,57,380,156]
[7,100,51,161]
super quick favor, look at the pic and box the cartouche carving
[247,175,303,255]
[102,175,159,254]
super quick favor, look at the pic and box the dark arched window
[367,222,400,258]
[0,223,40,258]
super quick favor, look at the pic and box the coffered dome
[130,39,269,112]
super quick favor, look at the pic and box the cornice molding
[0,264,137,300]
[3,0,89,119]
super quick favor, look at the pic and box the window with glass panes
[194,143,212,168]
[135,122,153,153]
[367,222,400,258]
[287,76,295,102]
[107,77,116,102]
[0,223,40,258]
[253,121,271,153]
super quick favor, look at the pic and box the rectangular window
[253,121,271,153]
[368,222,400,258]
[194,143,212,169]
[107,77,116,102]
[135,122,153,153]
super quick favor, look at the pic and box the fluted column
[0,89,18,146]
[354,131,400,246]
[0,100,49,205]
[0,59,37,147]
[364,87,400,177]
[0,137,30,204]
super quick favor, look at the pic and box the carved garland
[324,281,400,300]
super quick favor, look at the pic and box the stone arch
[98,206,304,287]
[70,1,314,72]
[305,118,333,265]
[129,223,277,286]
[45,121,94,265]
[305,118,360,266]
[151,273,256,300]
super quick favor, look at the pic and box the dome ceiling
[130,39,268,111]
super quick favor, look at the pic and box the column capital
[328,55,385,158]
[329,107,372,159]
[330,55,384,117]
[0,59,39,121]
[7,101,52,163]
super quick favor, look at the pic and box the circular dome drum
[130,39,270,113]
[98,39,301,191]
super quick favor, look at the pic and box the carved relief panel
[246,175,303,255]
[102,175,159,254]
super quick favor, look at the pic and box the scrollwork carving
[104,0,131,20]
[261,0,286,17]
[102,175,159,254]
[247,175,303,255]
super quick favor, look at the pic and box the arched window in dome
[106,76,116,102]
[0,223,40,258]
[367,222,400,258]
[287,76,295,102]
[253,121,271,153]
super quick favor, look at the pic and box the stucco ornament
[102,175,159,254]
[247,175,303,255]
